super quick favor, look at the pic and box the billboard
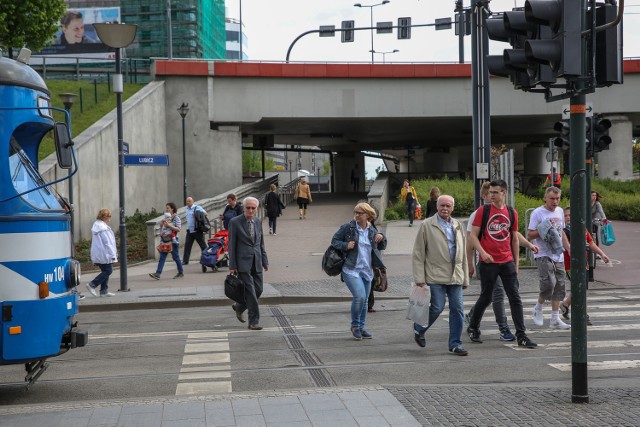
[31,7,123,64]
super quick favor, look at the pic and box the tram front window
[9,137,64,210]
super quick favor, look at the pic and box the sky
[225,0,639,177]
[226,0,640,63]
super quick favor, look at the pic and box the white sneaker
[549,318,571,330]
[101,292,116,297]
[85,283,99,297]
[532,306,544,326]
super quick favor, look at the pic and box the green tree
[0,0,66,58]
[242,151,275,175]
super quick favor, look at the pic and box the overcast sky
[226,0,639,63]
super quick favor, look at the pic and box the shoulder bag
[322,246,345,276]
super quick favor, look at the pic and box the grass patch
[39,80,144,161]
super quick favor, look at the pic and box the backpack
[194,209,210,233]
[477,203,515,241]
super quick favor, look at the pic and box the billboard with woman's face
[31,7,126,62]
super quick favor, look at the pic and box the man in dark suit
[228,197,269,330]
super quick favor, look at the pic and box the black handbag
[322,245,345,276]
[224,273,244,303]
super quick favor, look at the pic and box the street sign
[561,102,593,119]
[123,141,129,154]
[123,154,169,166]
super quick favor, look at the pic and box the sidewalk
[11,193,634,426]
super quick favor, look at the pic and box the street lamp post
[58,93,77,234]
[354,0,390,63]
[93,22,137,292]
[370,49,399,63]
[177,103,189,204]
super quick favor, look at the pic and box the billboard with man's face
[31,7,125,63]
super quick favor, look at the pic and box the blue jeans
[343,273,372,329]
[414,284,464,350]
[90,263,113,294]
[156,243,183,274]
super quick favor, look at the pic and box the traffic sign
[562,102,593,119]
[123,154,169,166]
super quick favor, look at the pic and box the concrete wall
[42,81,169,241]
[597,115,633,181]
[162,76,242,204]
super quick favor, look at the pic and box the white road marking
[543,339,640,350]
[549,360,640,372]
[176,332,233,395]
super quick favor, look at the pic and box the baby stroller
[200,230,229,272]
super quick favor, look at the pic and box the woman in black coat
[264,184,285,235]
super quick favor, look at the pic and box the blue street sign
[123,154,169,166]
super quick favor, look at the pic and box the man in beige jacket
[411,195,469,355]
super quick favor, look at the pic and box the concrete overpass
[153,59,640,196]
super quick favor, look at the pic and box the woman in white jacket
[85,209,118,297]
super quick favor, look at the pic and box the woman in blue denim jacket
[331,202,387,340]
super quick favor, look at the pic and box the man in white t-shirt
[527,186,571,329]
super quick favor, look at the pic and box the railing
[146,176,280,259]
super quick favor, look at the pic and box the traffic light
[524,0,582,77]
[341,20,355,43]
[592,115,612,152]
[398,17,411,39]
[592,2,623,86]
[553,120,570,150]
[486,10,535,90]
[486,8,555,90]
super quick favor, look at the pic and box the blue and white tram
[0,52,88,386]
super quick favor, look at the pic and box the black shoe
[360,329,373,339]
[560,302,570,320]
[586,314,593,326]
[248,324,262,330]
[183,262,189,265]
[232,304,245,323]
[467,327,482,343]
[449,347,469,356]
[413,332,426,348]
[517,335,538,348]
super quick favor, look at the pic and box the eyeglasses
[354,211,366,215]
[245,206,257,210]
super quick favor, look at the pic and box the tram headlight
[66,259,81,290]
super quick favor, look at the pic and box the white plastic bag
[406,284,430,325]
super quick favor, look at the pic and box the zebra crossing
[175,331,232,395]
[484,291,640,371]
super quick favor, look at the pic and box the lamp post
[370,49,399,63]
[93,22,137,292]
[354,0,390,63]
[177,102,189,204]
[58,93,77,234]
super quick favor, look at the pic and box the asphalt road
[2,287,639,406]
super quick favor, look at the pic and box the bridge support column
[596,115,632,181]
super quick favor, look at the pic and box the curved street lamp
[93,22,137,292]
[354,0,390,63]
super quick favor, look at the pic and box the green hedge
[384,177,640,231]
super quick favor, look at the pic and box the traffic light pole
[569,1,589,405]
[470,0,491,209]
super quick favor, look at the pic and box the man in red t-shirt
[466,179,537,349]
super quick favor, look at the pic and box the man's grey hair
[545,186,561,196]
[437,195,455,206]
[243,196,260,207]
